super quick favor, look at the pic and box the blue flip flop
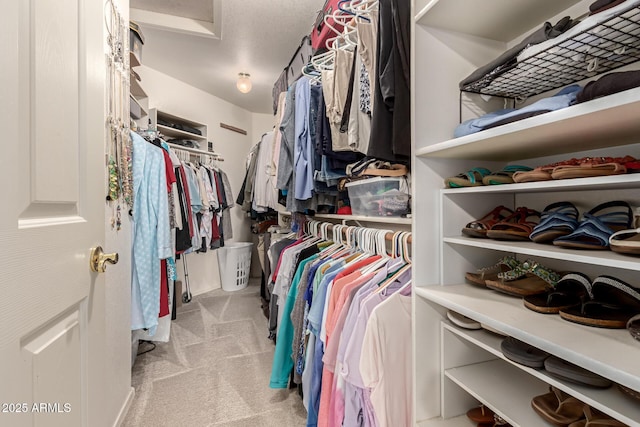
[530,201,579,243]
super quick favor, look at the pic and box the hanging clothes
[130,131,173,335]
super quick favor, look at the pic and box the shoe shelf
[443,236,640,272]
[443,322,640,426]
[156,124,207,142]
[414,285,640,396]
[445,359,550,426]
[415,87,640,161]
[441,174,640,195]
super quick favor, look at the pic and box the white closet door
[0,0,110,426]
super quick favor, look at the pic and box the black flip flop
[559,276,640,328]
[523,272,593,314]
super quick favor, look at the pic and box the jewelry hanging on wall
[105,0,133,230]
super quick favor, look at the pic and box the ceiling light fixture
[236,73,252,94]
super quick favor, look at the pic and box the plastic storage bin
[345,177,410,217]
[217,242,253,292]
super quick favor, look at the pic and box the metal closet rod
[166,142,224,161]
[305,219,412,243]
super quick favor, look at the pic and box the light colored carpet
[123,281,307,427]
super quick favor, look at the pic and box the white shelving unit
[149,108,208,143]
[412,0,640,425]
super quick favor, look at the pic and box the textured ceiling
[134,0,324,114]
[131,0,214,22]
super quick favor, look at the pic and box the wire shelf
[461,3,640,98]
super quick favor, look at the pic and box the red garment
[159,260,170,317]
[160,149,177,191]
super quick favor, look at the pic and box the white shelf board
[443,236,640,271]
[414,284,640,393]
[157,111,205,129]
[129,95,147,119]
[130,51,141,67]
[415,0,581,42]
[416,415,470,427]
[445,359,551,426]
[157,124,207,142]
[280,211,412,225]
[415,88,640,162]
[130,77,147,99]
[443,323,640,426]
[441,174,640,195]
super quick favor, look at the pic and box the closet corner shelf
[416,87,640,161]
[414,285,640,394]
[157,124,207,142]
[281,211,412,225]
[130,51,141,68]
[443,236,640,271]
[129,95,147,119]
[440,174,640,195]
[443,323,640,426]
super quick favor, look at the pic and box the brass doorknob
[90,246,119,273]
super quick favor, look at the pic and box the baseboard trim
[113,387,135,427]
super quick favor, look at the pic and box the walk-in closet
[4,0,640,426]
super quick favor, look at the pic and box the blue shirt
[294,77,314,200]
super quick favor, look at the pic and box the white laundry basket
[217,242,253,292]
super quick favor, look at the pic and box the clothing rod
[166,142,224,161]
[307,220,412,244]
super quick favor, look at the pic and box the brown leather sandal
[486,207,540,241]
[462,206,514,238]
[531,386,585,426]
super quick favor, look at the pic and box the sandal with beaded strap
[486,259,561,297]
[462,205,514,238]
[465,256,521,287]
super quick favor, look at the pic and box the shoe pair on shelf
[444,166,532,188]
[532,386,626,426]
[512,155,638,183]
[463,201,634,251]
[466,405,511,426]
[465,255,561,297]
[530,201,633,250]
[501,337,612,388]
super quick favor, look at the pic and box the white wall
[137,65,256,295]
[103,0,135,425]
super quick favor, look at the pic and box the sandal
[568,406,627,427]
[501,336,549,368]
[467,405,495,423]
[529,202,579,243]
[486,259,561,297]
[465,256,521,287]
[482,165,533,185]
[462,206,514,238]
[444,167,491,188]
[559,275,640,328]
[544,356,612,389]
[551,162,627,180]
[512,165,555,183]
[609,227,640,255]
[531,386,586,426]
[553,201,633,250]
[523,272,593,314]
[486,207,541,241]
